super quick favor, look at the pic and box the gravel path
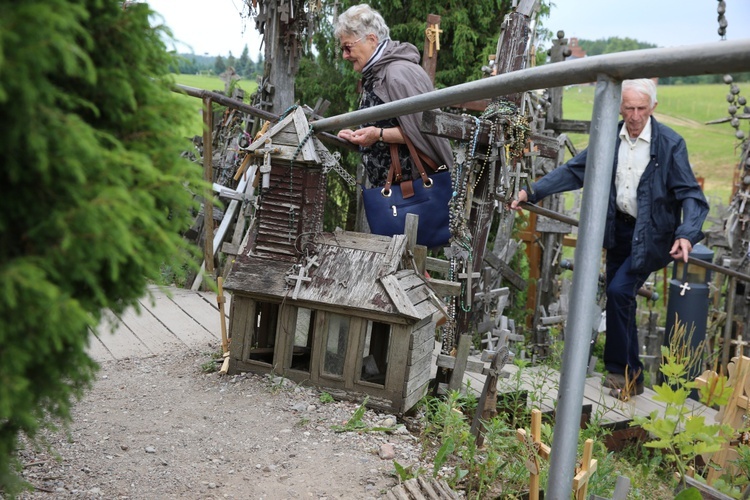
[16,350,433,499]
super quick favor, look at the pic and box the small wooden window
[290,307,315,372]
[360,321,391,386]
[323,313,350,377]
[248,301,279,365]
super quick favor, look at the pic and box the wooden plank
[117,306,186,354]
[448,334,472,392]
[403,478,427,500]
[166,288,222,342]
[92,310,152,360]
[86,330,115,363]
[197,290,231,319]
[380,274,420,319]
[425,256,450,274]
[291,107,318,162]
[425,277,461,297]
[138,292,216,349]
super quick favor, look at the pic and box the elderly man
[511,78,708,397]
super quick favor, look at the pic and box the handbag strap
[383,127,443,192]
[383,143,403,194]
[401,130,434,187]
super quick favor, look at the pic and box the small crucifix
[573,439,598,500]
[516,409,551,500]
[286,266,311,300]
[679,281,691,296]
[424,23,443,58]
[304,254,320,272]
[458,262,481,308]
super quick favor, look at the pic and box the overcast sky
[145,0,750,57]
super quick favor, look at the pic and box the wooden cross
[524,140,540,180]
[470,345,510,446]
[573,439,598,500]
[679,281,692,296]
[458,262,481,308]
[286,266,311,300]
[696,356,750,484]
[516,409,551,500]
[731,332,750,357]
[424,23,443,58]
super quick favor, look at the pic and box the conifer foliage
[0,0,202,493]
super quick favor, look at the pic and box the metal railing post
[545,75,621,498]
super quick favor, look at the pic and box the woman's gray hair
[334,4,390,42]
[622,79,658,107]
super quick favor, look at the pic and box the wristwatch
[379,128,384,142]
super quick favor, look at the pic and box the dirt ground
[15,350,434,499]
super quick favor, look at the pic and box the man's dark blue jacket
[526,116,709,274]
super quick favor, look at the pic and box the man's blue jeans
[603,216,650,384]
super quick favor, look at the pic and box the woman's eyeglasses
[341,36,363,54]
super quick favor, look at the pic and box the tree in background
[0,0,202,495]
[214,54,227,74]
[575,36,656,56]
[227,51,237,71]
[238,45,252,77]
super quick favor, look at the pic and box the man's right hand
[508,189,528,211]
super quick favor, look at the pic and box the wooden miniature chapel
[223,108,444,413]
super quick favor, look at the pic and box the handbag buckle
[391,206,397,217]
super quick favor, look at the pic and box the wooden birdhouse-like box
[223,109,443,413]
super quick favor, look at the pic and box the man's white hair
[622,79,658,107]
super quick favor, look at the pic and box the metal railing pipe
[311,39,750,132]
[545,76,622,498]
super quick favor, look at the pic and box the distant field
[170,74,259,138]
[562,83,743,210]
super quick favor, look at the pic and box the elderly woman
[335,4,453,187]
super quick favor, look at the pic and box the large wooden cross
[695,355,750,484]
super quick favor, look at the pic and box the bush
[0,1,202,494]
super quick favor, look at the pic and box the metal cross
[424,23,443,58]
[287,266,311,300]
[679,281,691,296]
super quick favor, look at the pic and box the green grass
[561,83,744,210]
[169,74,259,138]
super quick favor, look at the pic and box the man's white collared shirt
[616,119,651,218]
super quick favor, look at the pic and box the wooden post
[470,346,510,446]
[573,439,598,500]
[545,31,570,127]
[516,409,551,500]
[455,3,536,340]
[422,14,442,84]
[447,334,473,392]
[203,97,215,282]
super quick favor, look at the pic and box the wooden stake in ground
[217,276,230,374]
[516,408,551,500]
